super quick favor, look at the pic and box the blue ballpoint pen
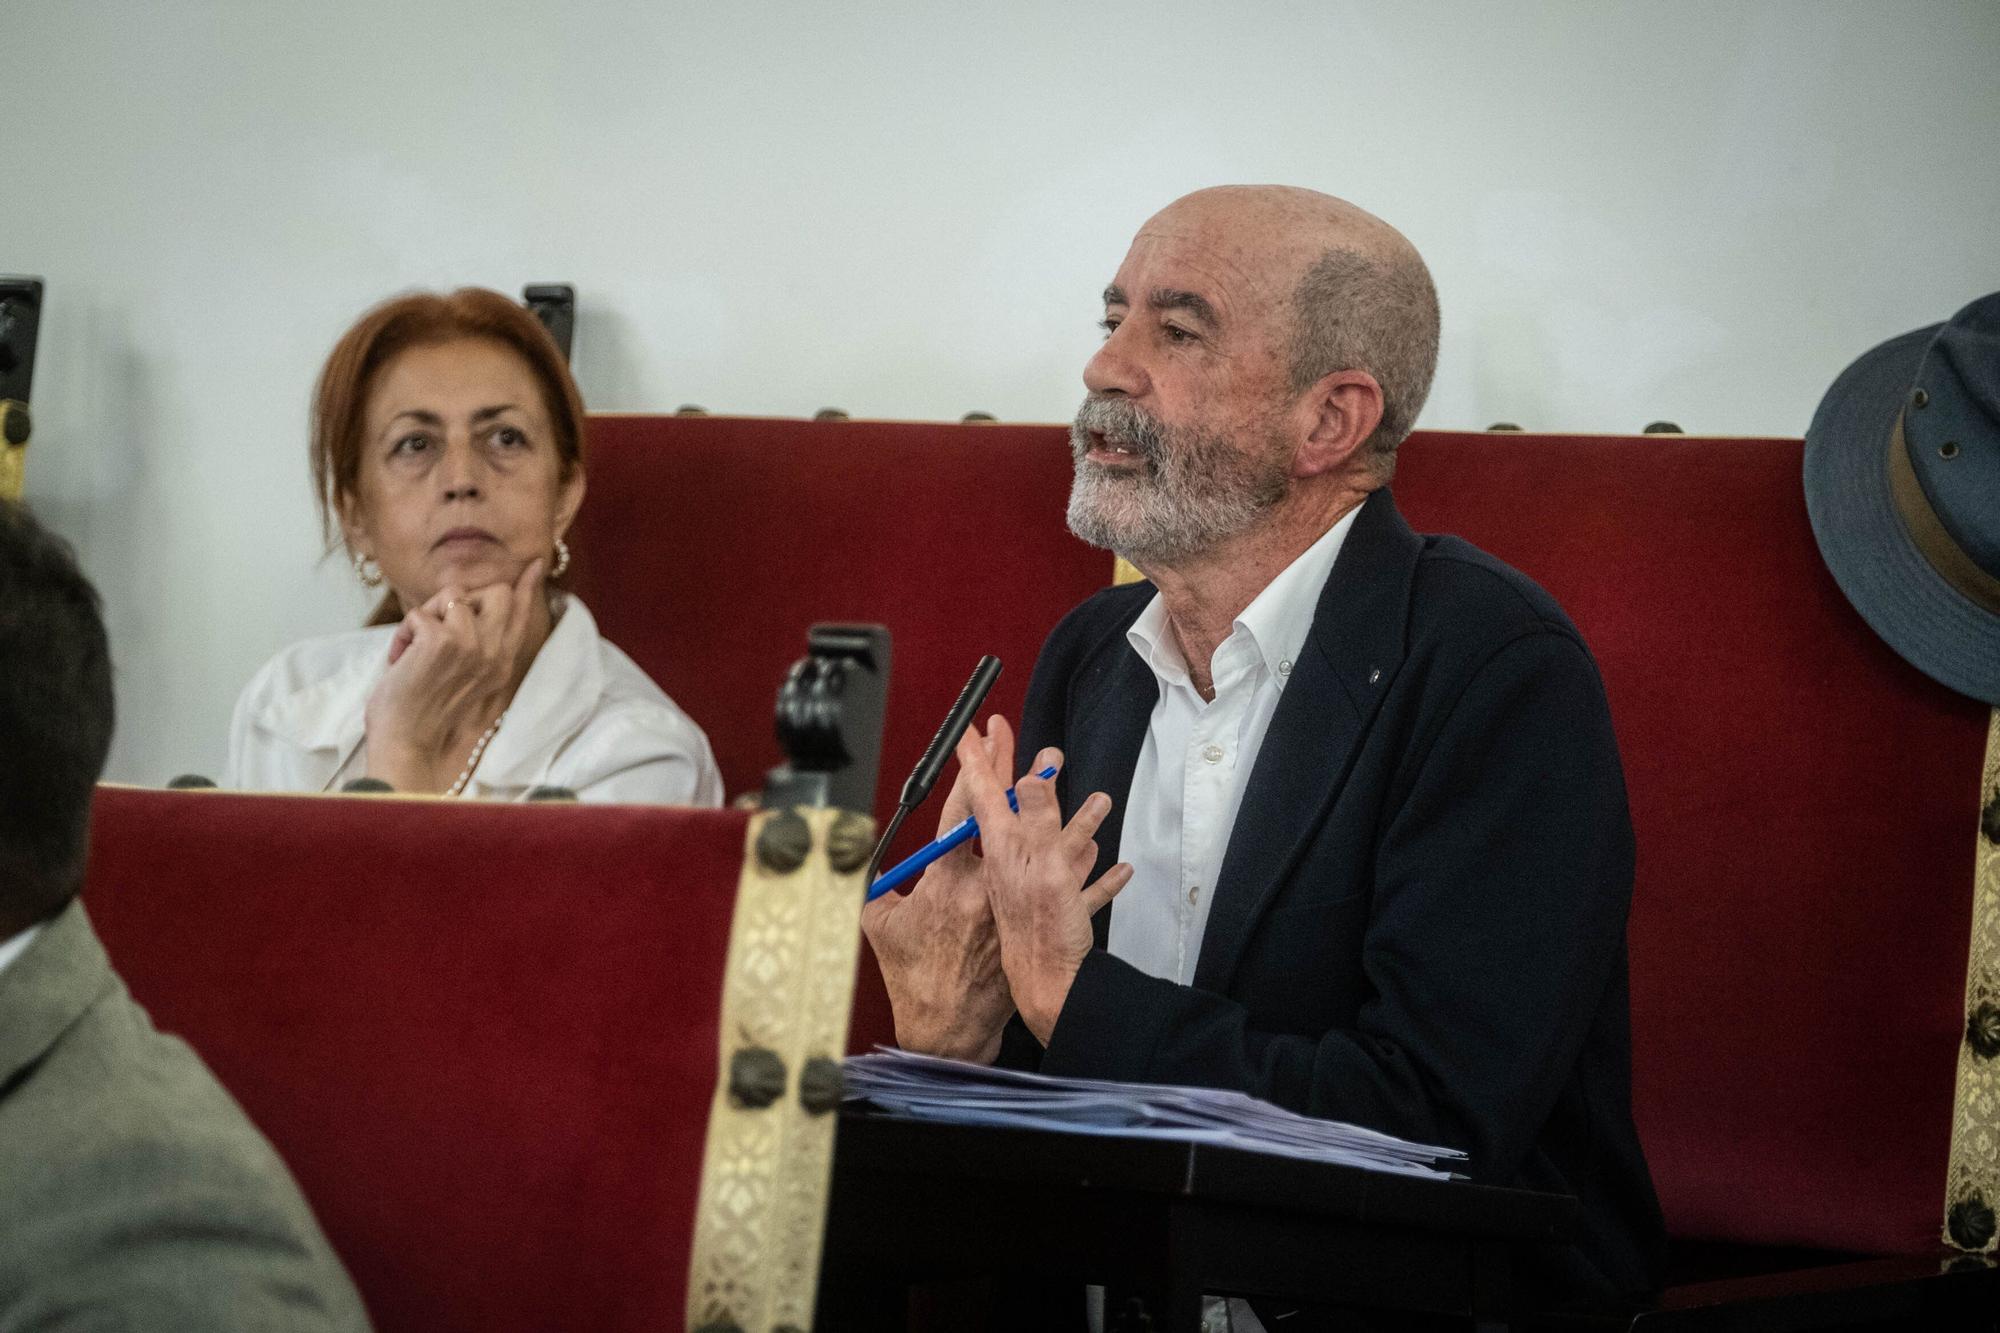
[865,765,1060,901]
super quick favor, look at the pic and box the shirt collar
[1234,503,1361,684]
[0,920,44,981]
[1125,502,1363,690]
[472,596,603,786]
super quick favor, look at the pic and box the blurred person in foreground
[226,288,722,803]
[0,498,371,1329]
[863,186,1664,1325]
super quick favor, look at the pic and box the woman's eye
[391,433,432,456]
[493,426,528,449]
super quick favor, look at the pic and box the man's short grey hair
[1287,245,1440,479]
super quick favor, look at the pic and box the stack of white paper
[842,1048,1467,1179]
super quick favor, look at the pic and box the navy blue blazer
[1007,488,1666,1302]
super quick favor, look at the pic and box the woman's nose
[439,436,483,501]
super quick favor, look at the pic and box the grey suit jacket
[0,898,371,1332]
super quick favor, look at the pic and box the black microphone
[165,774,217,789]
[341,777,395,794]
[865,655,1001,886]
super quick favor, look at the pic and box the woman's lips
[433,528,501,551]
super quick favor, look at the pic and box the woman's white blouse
[225,596,724,806]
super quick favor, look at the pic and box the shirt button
[1202,743,1223,764]
[1187,885,1201,906]
[1278,659,1292,676]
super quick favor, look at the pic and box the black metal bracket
[761,623,892,817]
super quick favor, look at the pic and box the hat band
[1888,410,2000,617]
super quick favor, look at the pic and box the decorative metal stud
[798,1057,843,1115]
[827,812,874,875]
[1968,1003,2000,1060]
[728,1048,787,1109]
[755,811,812,874]
[1913,388,1930,409]
[1947,1194,1996,1250]
[1368,667,1382,685]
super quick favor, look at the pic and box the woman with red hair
[225,288,720,804]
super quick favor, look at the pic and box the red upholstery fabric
[570,416,1113,818]
[84,787,751,1333]
[1391,431,1987,1255]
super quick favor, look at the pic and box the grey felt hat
[1804,293,2000,705]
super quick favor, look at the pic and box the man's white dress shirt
[225,595,724,805]
[1092,506,1358,1333]
[1110,506,1358,985]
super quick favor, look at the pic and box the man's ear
[1293,370,1385,479]
[553,467,586,544]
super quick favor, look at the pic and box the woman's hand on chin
[364,557,546,793]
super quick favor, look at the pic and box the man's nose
[1083,330,1146,398]
[439,435,483,501]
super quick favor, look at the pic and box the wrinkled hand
[959,716,1132,1046]
[859,726,1017,1063]
[363,558,543,792]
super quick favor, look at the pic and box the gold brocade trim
[1943,708,2000,1252]
[0,442,23,503]
[687,808,871,1330]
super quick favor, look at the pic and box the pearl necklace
[447,712,506,798]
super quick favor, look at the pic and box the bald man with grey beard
[864,186,1665,1327]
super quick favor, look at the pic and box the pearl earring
[551,538,570,580]
[353,552,384,588]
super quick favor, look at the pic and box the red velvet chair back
[569,416,1114,822]
[85,788,752,1333]
[1391,430,1987,1255]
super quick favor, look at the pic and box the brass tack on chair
[798,1057,843,1115]
[755,810,812,874]
[728,1048,787,1109]
[1967,1003,2000,1060]
[1642,421,1685,434]
[961,411,998,423]
[1486,422,1524,432]
[674,404,709,416]
[1947,1194,1996,1250]
[812,408,850,421]
[827,812,874,875]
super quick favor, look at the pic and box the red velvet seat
[1392,431,1985,1258]
[86,789,752,1333]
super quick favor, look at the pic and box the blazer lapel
[1062,617,1156,951]
[1192,489,1424,993]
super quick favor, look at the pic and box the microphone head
[524,785,579,802]
[899,655,1002,810]
[165,774,217,789]
[340,777,395,794]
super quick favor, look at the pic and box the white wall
[12,0,2000,784]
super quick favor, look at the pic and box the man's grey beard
[1066,396,1292,567]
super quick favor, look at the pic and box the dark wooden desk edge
[835,1107,1578,1243]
